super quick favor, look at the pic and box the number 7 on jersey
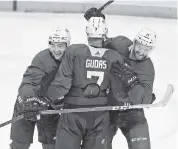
[87,71,104,86]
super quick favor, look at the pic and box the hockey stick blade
[40,84,174,115]
[154,84,174,107]
[120,84,174,109]
[97,0,114,12]
[0,114,24,128]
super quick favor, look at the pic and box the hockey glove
[111,60,139,92]
[83,83,100,98]
[17,95,49,121]
[84,7,105,21]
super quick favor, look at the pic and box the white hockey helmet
[48,28,71,46]
[134,28,156,47]
[86,17,108,38]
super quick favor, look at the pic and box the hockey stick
[97,0,114,12]
[84,0,114,20]
[0,114,24,128]
[0,84,174,128]
[40,84,174,115]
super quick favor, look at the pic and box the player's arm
[127,60,155,104]
[110,60,155,104]
[104,36,133,57]
[16,54,50,121]
[128,70,155,104]
[18,54,46,98]
[47,46,74,101]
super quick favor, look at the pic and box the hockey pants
[55,103,111,149]
[110,109,151,149]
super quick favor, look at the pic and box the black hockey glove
[84,7,105,21]
[83,83,100,98]
[111,60,139,92]
[16,95,49,121]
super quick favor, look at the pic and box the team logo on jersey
[86,59,107,69]
[95,51,100,56]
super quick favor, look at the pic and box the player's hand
[16,95,49,121]
[111,60,139,92]
[84,7,105,20]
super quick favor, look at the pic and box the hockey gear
[40,84,174,114]
[86,17,108,38]
[48,28,71,46]
[110,109,151,149]
[17,96,49,121]
[55,110,109,149]
[129,29,156,60]
[134,28,156,47]
[111,60,139,92]
[42,144,55,149]
[0,84,173,128]
[98,0,114,11]
[0,114,24,128]
[48,28,71,60]
[83,83,100,98]
[130,41,153,60]
[10,105,59,144]
[41,84,174,114]
[84,0,114,20]
[10,141,30,149]
[84,7,105,21]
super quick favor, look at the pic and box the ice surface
[0,12,177,149]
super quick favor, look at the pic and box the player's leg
[106,123,119,149]
[105,111,120,149]
[37,108,60,149]
[10,112,35,149]
[120,109,151,149]
[10,141,31,149]
[82,111,111,149]
[42,144,56,149]
[10,99,36,149]
[55,112,83,149]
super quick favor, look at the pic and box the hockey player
[10,27,71,149]
[46,17,124,149]
[84,8,156,149]
[108,29,156,149]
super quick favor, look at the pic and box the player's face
[49,42,67,60]
[133,41,153,60]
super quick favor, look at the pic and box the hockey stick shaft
[97,0,114,12]
[0,114,24,128]
[0,84,174,128]
[40,84,174,115]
